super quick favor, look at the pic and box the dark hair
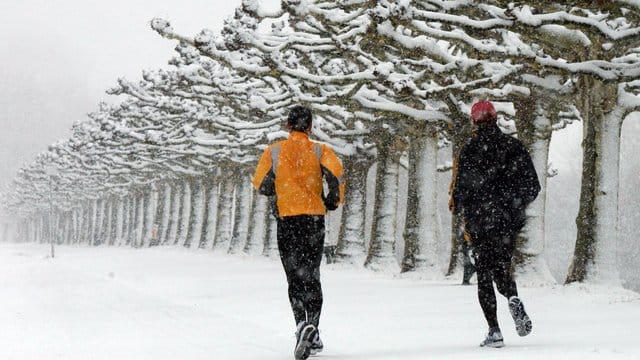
[287,106,312,132]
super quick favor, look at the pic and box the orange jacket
[253,131,345,217]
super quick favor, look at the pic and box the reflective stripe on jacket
[253,131,345,217]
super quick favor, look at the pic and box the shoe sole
[294,325,316,360]
[509,299,532,337]
[515,315,532,337]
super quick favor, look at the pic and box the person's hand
[324,199,338,211]
[323,193,339,211]
[464,228,472,243]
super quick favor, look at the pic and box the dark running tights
[277,215,325,327]
[474,233,518,329]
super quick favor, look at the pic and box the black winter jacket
[452,124,540,240]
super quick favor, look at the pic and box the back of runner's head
[287,105,313,132]
[470,100,497,126]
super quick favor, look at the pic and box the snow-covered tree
[2,0,638,289]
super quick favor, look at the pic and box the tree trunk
[117,198,126,246]
[213,174,235,251]
[155,183,171,246]
[16,221,24,243]
[148,183,166,247]
[262,199,279,258]
[69,208,77,244]
[63,212,71,245]
[40,216,45,244]
[80,203,89,245]
[141,188,157,247]
[57,211,64,245]
[229,170,253,254]
[131,195,140,247]
[58,213,64,245]
[25,219,31,243]
[63,212,70,245]
[93,199,102,245]
[335,158,369,265]
[567,77,620,284]
[77,205,85,244]
[185,178,205,249]
[113,198,123,246]
[66,212,73,245]
[122,196,133,246]
[401,130,441,277]
[590,108,624,284]
[51,212,58,245]
[50,211,57,245]
[167,182,183,245]
[103,199,113,246]
[77,206,84,245]
[23,221,28,243]
[163,183,178,245]
[58,211,64,245]
[90,199,99,246]
[199,176,218,249]
[37,217,42,243]
[176,181,192,247]
[49,212,54,245]
[365,136,402,272]
[513,101,556,284]
[44,214,49,244]
[134,194,145,247]
[100,199,109,245]
[245,192,268,255]
[446,213,467,276]
[33,217,38,243]
[41,215,47,244]
[27,219,33,243]
[24,220,29,243]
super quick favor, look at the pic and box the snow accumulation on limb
[511,5,640,41]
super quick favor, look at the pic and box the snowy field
[1,243,639,360]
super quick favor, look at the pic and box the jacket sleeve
[320,145,345,211]
[253,147,276,196]
[512,144,541,209]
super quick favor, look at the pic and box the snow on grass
[0,243,638,359]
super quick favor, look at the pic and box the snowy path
[0,243,638,360]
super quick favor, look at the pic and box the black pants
[473,232,518,329]
[277,215,325,327]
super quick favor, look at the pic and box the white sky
[0,0,278,188]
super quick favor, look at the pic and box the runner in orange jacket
[253,105,344,360]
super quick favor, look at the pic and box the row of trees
[2,1,639,285]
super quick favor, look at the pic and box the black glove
[323,194,339,211]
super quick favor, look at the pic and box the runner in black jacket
[452,100,540,348]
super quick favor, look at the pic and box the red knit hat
[470,101,497,124]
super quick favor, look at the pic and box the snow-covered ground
[1,243,638,360]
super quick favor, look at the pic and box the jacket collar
[289,131,310,141]
[475,123,501,137]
